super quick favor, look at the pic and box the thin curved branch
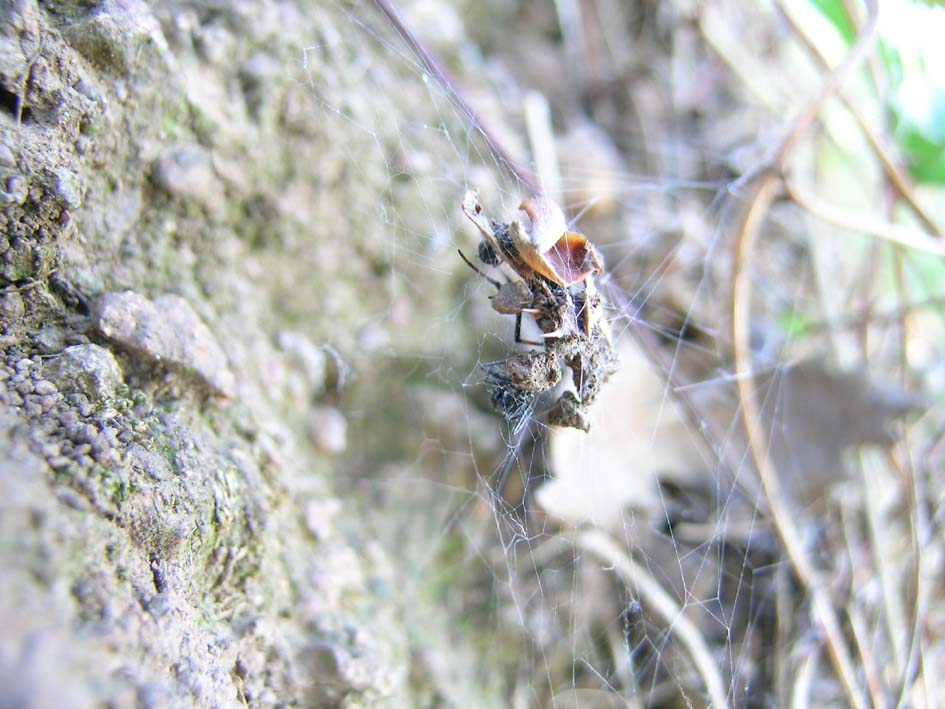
[729,4,880,706]
[372,0,540,195]
[732,175,867,709]
[785,179,945,257]
[774,0,941,237]
[577,528,729,709]
[770,0,879,166]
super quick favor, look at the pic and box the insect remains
[461,190,618,431]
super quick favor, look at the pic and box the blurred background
[1,0,943,706]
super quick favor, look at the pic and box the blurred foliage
[889,79,945,184]
[810,0,945,183]
[776,309,814,339]
[809,0,855,43]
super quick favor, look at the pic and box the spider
[460,190,618,431]
[480,362,536,433]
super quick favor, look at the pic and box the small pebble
[34,326,66,353]
[55,488,89,509]
[91,440,111,462]
[102,428,119,446]
[34,379,57,395]
[93,291,235,398]
[49,456,73,470]
[52,169,83,210]
[309,406,347,455]
[34,417,58,436]
[45,344,123,402]
[0,291,25,324]
[303,498,342,541]
[1,176,27,204]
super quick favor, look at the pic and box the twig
[371,0,540,195]
[732,176,867,709]
[785,179,945,258]
[775,564,793,707]
[552,0,587,87]
[728,3,881,705]
[851,282,909,684]
[790,647,818,709]
[882,178,930,708]
[918,649,939,709]
[523,90,562,201]
[773,0,941,237]
[769,1,879,167]
[849,602,887,708]
[894,445,932,709]
[577,528,730,709]
[699,9,787,113]
[799,295,945,336]
[843,449,906,707]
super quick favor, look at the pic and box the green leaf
[891,86,945,184]
[776,310,813,339]
[808,0,856,44]
[898,128,945,183]
[902,250,945,302]
[878,40,904,90]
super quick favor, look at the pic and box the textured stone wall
[0,1,489,704]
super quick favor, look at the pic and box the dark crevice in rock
[0,86,33,123]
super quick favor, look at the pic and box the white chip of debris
[93,291,236,398]
[45,344,124,400]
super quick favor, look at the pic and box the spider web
[299,1,945,706]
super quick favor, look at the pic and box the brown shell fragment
[519,197,568,252]
[543,232,604,287]
[516,197,603,286]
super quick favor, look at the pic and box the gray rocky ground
[0,1,493,705]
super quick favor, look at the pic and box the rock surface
[0,0,495,704]
[94,291,236,398]
[45,344,124,400]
